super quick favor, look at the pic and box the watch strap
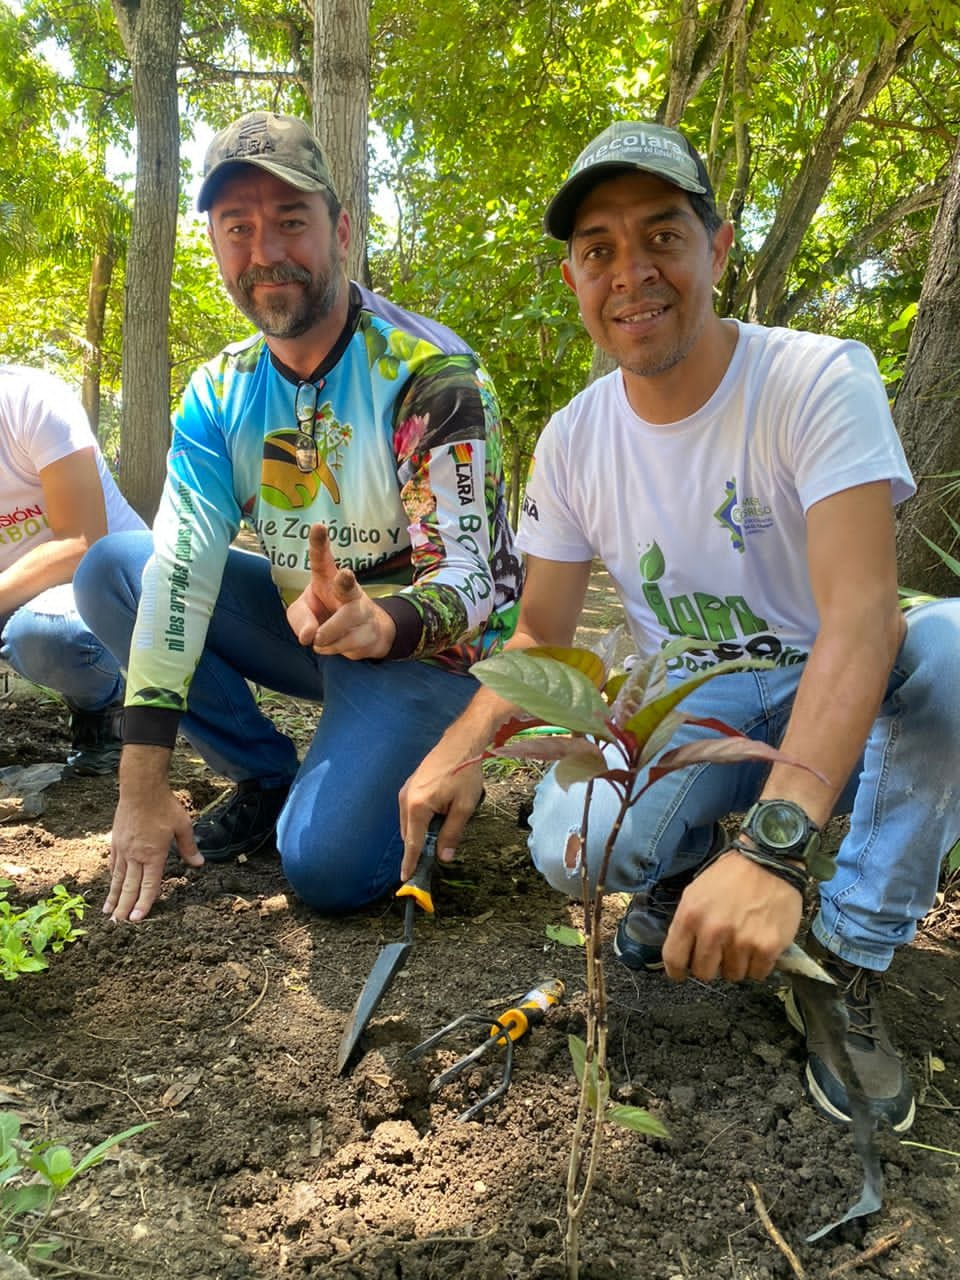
[707,835,809,895]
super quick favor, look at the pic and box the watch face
[755,801,806,848]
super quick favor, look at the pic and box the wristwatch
[739,799,834,881]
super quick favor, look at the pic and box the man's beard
[229,252,341,339]
[616,309,707,379]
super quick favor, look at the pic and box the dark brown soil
[2,577,959,1280]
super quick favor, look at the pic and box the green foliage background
[0,0,957,478]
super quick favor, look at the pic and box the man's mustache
[237,264,312,293]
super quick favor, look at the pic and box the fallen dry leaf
[159,1069,204,1109]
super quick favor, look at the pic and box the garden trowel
[776,941,883,1241]
[336,816,441,1075]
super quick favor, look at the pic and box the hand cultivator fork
[408,978,565,1121]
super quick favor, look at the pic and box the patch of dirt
[2,571,959,1280]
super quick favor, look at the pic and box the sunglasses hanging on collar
[294,379,325,473]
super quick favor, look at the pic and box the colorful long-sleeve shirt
[124,284,522,745]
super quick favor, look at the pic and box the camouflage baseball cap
[544,121,715,240]
[197,111,338,212]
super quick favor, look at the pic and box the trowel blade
[336,940,411,1074]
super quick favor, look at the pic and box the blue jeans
[1,583,124,712]
[74,531,479,912]
[529,600,960,971]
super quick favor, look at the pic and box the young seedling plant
[0,879,86,982]
[1,1109,156,1262]
[472,635,822,1280]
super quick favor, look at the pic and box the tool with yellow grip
[408,978,565,1121]
[487,978,566,1042]
[336,816,440,1074]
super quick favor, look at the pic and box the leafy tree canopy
[1,0,957,472]
[368,0,959,446]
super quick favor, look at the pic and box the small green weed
[0,879,86,981]
[1,1110,156,1259]
[480,753,544,783]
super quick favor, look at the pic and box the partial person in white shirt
[0,363,145,773]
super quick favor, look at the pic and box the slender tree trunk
[715,12,752,317]
[82,244,115,438]
[313,0,370,285]
[659,0,747,126]
[894,132,960,597]
[112,0,182,522]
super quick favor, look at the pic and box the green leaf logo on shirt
[638,541,665,581]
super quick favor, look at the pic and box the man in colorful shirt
[400,121,959,1136]
[0,364,144,772]
[77,111,521,923]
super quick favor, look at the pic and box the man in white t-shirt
[0,364,145,772]
[399,121,960,1135]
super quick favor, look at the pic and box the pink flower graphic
[394,412,429,462]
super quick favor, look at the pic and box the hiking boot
[783,935,915,1133]
[63,704,123,777]
[194,779,291,863]
[613,823,725,971]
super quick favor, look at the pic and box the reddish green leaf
[636,709,687,767]
[527,645,606,689]
[473,652,614,738]
[492,714,548,747]
[489,737,611,788]
[554,745,612,789]
[648,736,831,786]
[622,658,774,744]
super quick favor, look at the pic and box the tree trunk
[659,0,747,127]
[735,17,918,322]
[894,131,960,597]
[112,0,182,523]
[313,0,370,285]
[82,244,115,438]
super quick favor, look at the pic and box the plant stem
[564,779,631,1280]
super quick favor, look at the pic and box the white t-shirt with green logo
[516,321,914,676]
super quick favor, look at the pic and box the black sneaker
[613,823,724,971]
[194,779,291,863]
[63,704,123,777]
[783,935,915,1133]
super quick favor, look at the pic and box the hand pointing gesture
[285,523,396,660]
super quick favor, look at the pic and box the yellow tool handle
[490,978,565,1042]
[395,817,441,914]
